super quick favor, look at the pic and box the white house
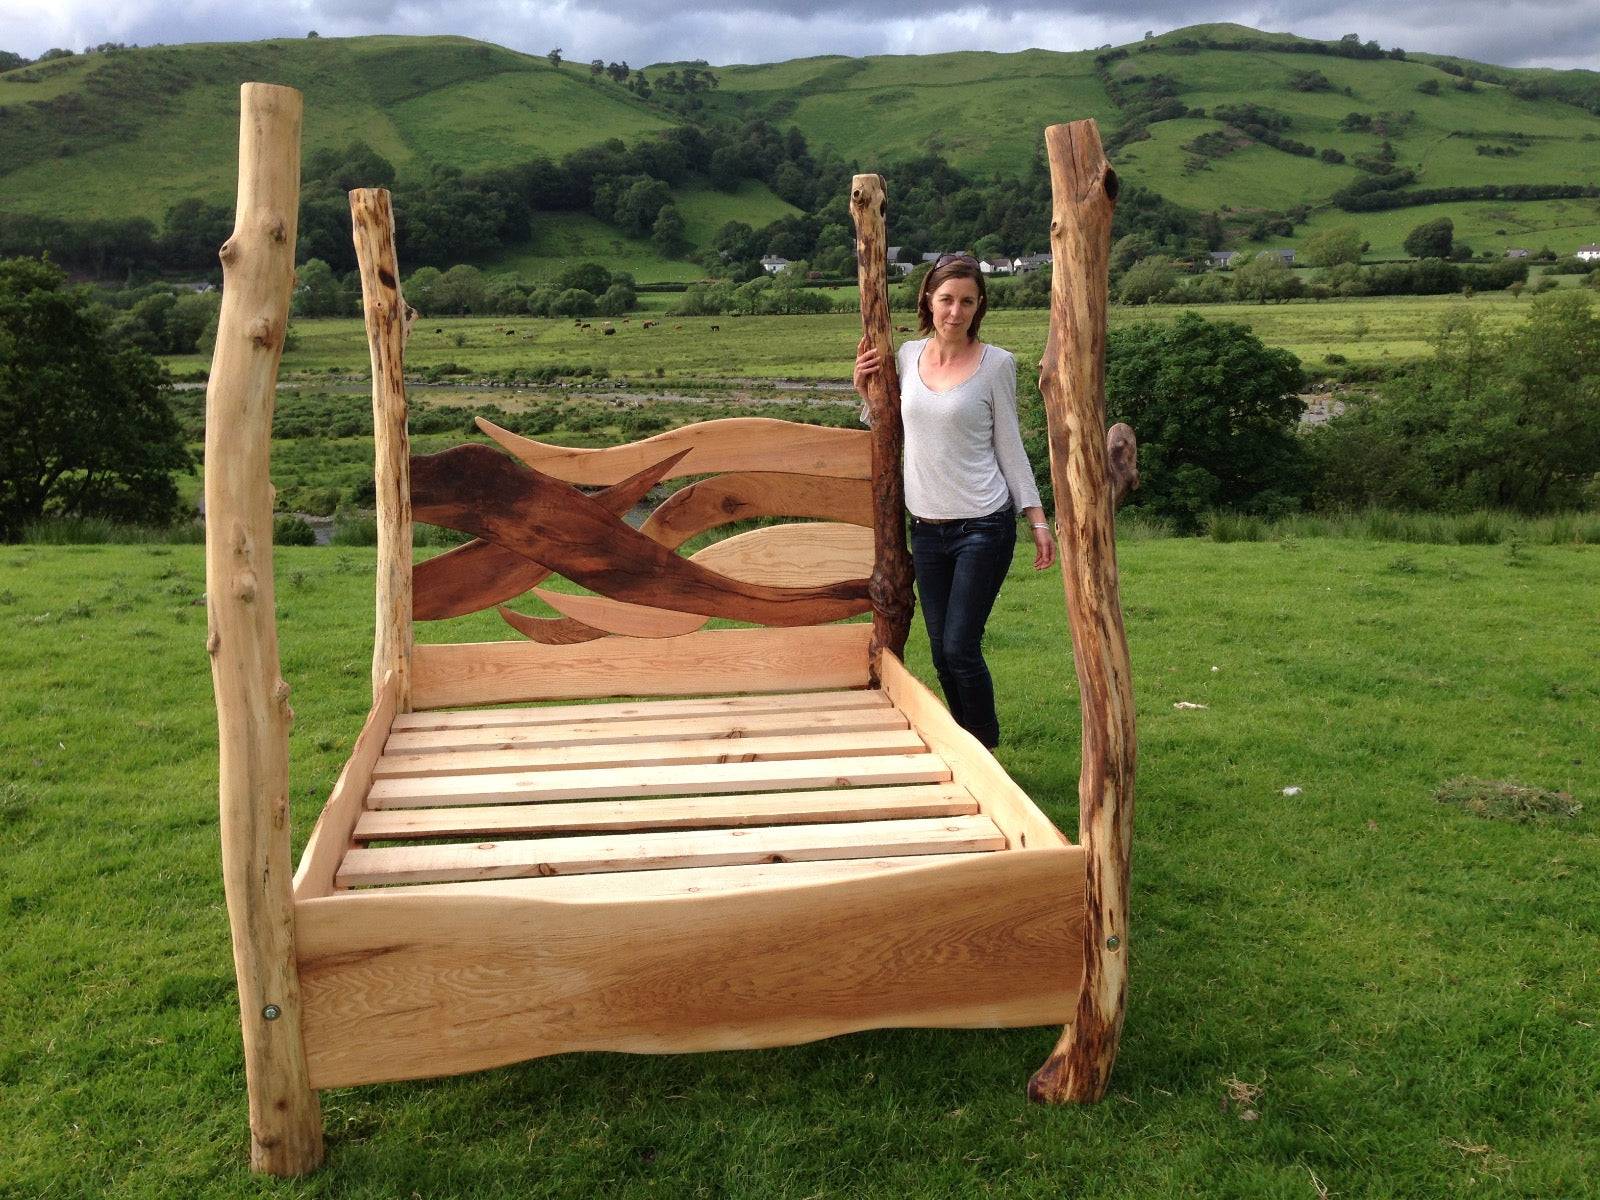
[1504,248,1530,259]
[1013,252,1052,274]
[979,256,1012,275]
[1576,244,1600,263]
[760,255,792,274]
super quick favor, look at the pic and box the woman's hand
[1023,507,1056,570]
[853,334,882,399]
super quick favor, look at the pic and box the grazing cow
[673,324,683,330]
[434,328,443,334]
[641,320,656,329]
[710,325,720,331]
[603,327,615,336]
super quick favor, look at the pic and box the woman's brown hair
[915,252,988,341]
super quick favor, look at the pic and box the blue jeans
[910,507,1016,749]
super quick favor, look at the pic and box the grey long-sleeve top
[888,339,1043,520]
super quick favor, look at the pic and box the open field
[2,536,1596,1196]
[159,291,1549,384]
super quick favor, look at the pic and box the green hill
[0,36,677,222]
[2,26,1598,268]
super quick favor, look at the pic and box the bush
[273,515,317,546]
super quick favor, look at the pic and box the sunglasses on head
[934,252,979,268]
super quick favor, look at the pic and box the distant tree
[404,266,444,313]
[0,258,191,538]
[1415,78,1440,95]
[1301,225,1365,267]
[37,48,74,61]
[292,258,346,318]
[306,31,319,39]
[432,264,488,315]
[1403,217,1454,260]
[652,204,689,257]
[1103,312,1307,531]
[589,59,604,76]
[550,287,597,318]
[159,198,234,272]
[555,262,615,296]
[0,51,28,70]
[1307,295,1600,512]
[303,141,396,193]
[547,48,562,67]
[1233,252,1298,303]
[1288,69,1334,92]
[1116,255,1176,305]
[596,281,636,316]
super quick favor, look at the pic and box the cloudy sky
[2,0,1596,72]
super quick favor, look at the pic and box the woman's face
[929,275,982,340]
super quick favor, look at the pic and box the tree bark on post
[202,82,324,1175]
[850,173,914,676]
[349,188,414,712]
[1026,119,1139,1105]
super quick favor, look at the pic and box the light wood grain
[349,188,413,711]
[391,687,887,732]
[293,671,397,899]
[479,416,870,485]
[372,728,926,780]
[202,81,323,1177]
[690,522,874,589]
[367,752,951,808]
[367,853,994,900]
[337,815,1005,887]
[385,706,907,755]
[296,846,1086,1088]
[878,652,1067,851]
[1028,119,1138,1108]
[354,784,977,840]
[529,586,707,639]
[410,624,872,708]
[639,472,874,548]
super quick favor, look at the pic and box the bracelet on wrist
[1030,522,1050,530]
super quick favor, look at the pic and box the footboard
[296,849,1085,1089]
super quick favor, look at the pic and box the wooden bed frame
[203,84,1136,1176]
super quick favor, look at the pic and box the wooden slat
[479,416,871,485]
[292,670,399,899]
[337,815,1006,887]
[297,846,1087,1088]
[530,586,706,639]
[689,522,874,589]
[878,652,1068,851]
[354,784,978,840]
[410,624,873,708]
[640,472,874,549]
[367,752,952,808]
[392,687,888,732]
[358,853,994,901]
[373,728,925,780]
[386,706,908,754]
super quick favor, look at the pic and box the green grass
[159,292,1544,385]
[2,535,1596,1195]
[1292,196,1600,259]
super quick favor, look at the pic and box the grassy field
[158,291,1547,385]
[2,534,1596,1196]
[1290,197,1600,260]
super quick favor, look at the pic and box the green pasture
[159,292,1540,385]
[2,534,1595,1196]
[1291,197,1600,259]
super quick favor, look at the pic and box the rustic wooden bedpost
[349,188,414,711]
[850,173,914,676]
[1027,119,1139,1105]
[202,83,324,1174]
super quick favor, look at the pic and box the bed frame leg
[850,173,915,676]
[1028,119,1138,1105]
[204,82,324,1173]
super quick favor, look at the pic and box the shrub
[273,515,317,546]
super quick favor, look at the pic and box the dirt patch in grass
[1435,776,1582,823]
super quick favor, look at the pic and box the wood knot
[248,318,275,347]
[268,220,287,243]
[206,630,221,655]
[1102,167,1121,201]
[378,267,397,290]
[235,572,257,602]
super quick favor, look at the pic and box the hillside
[2,26,1598,269]
[0,36,678,222]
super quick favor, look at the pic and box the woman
[854,252,1055,749]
